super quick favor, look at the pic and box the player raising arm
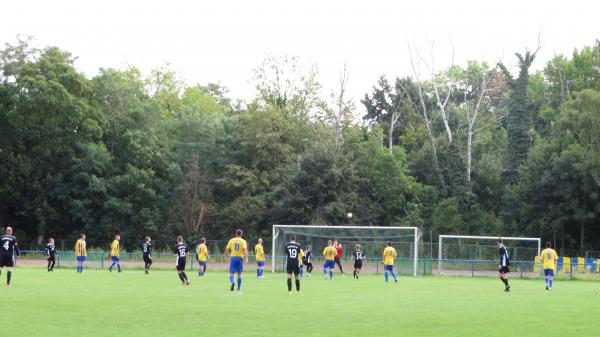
[382,242,397,283]
[322,240,337,280]
[46,237,56,272]
[284,236,302,293]
[173,236,190,286]
[333,241,344,275]
[255,238,265,279]
[540,241,558,290]
[497,237,510,292]
[353,244,365,279]
[109,232,121,273]
[0,227,19,286]
[143,236,152,275]
[75,233,87,273]
[225,229,248,292]
[196,238,209,277]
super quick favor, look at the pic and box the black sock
[51,261,55,270]
[182,272,188,282]
[203,265,207,273]
[178,273,185,283]
[295,279,300,292]
[501,277,508,286]
[287,278,292,291]
[7,271,11,285]
[47,261,51,271]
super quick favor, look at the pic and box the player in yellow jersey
[196,238,209,277]
[255,238,265,279]
[540,241,559,290]
[109,232,121,273]
[298,248,305,278]
[75,233,87,273]
[322,240,337,280]
[382,241,398,283]
[225,229,248,291]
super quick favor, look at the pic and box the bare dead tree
[408,40,436,155]
[170,155,212,236]
[333,63,351,143]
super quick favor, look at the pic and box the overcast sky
[1,0,599,109]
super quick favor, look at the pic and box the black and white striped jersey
[499,244,510,267]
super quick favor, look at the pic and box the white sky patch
[2,0,599,113]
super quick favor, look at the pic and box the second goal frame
[272,225,420,276]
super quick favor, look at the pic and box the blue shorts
[77,256,86,262]
[257,261,265,267]
[544,269,554,276]
[230,257,244,273]
[324,260,335,269]
[111,256,120,262]
[198,261,207,267]
[384,265,394,272]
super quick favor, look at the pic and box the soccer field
[3,267,599,337]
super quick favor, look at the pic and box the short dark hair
[546,241,552,248]
[176,235,183,242]
[290,235,296,241]
[387,241,392,246]
[236,229,243,236]
[497,237,503,244]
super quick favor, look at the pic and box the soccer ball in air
[347,212,353,219]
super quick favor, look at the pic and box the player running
[284,235,301,293]
[497,237,510,292]
[196,238,209,277]
[382,241,398,283]
[302,245,313,277]
[46,237,56,272]
[540,241,558,290]
[322,240,337,280]
[225,229,248,292]
[143,236,152,275]
[0,227,19,286]
[353,244,365,279]
[109,232,121,273]
[333,240,344,275]
[255,238,265,279]
[173,236,190,285]
[75,233,87,273]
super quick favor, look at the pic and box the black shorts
[47,256,55,262]
[286,262,300,275]
[499,266,510,274]
[354,261,363,269]
[176,258,186,271]
[143,255,152,264]
[0,255,14,267]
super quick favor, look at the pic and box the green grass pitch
[3,267,599,337]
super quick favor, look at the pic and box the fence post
[101,254,104,269]
[57,255,60,269]
[520,262,523,278]
[471,261,474,277]
[570,262,573,280]
[376,260,379,275]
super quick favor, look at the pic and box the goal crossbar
[272,225,420,276]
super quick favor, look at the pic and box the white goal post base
[272,225,421,276]
[438,235,541,274]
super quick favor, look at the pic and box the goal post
[438,235,541,275]
[272,225,421,276]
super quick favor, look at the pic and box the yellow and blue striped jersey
[75,239,87,257]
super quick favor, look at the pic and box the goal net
[272,225,421,276]
[438,235,541,276]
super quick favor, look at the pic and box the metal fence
[15,250,600,280]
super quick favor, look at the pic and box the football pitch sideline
[2,267,598,337]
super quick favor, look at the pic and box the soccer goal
[437,235,541,276]
[272,225,421,276]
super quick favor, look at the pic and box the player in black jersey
[173,236,189,285]
[0,227,19,286]
[353,244,365,279]
[142,236,152,275]
[497,237,510,292]
[284,236,301,293]
[46,238,56,272]
[302,245,313,277]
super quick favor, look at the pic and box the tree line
[1,37,599,253]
